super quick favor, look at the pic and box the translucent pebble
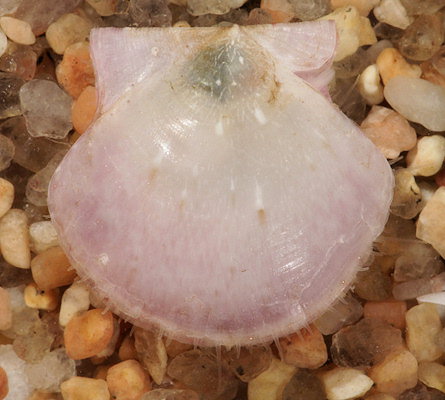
[360,106,417,160]
[392,273,445,300]
[368,349,418,396]
[334,48,368,79]
[315,293,363,335]
[0,46,37,81]
[129,0,172,26]
[167,350,238,400]
[222,345,272,382]
[421,59,445,90]
[406,303,443,362]
[394,242,443,282]
[0,17,35,46]
[418,361,445,393]
[19,79,72,140]
[417,187,445,258]
[331,78,367,123]
[399,383,437,400]
[384,76,445,132]
[283,369,326,400]
[0,117,70,173]
[363,300,407,330]
[246,8,273,25]
[390,168,423,219]
[0,0,21,16]
[374,22,404,41]
[0,258,31,288]
[286,0,331,20]
[13,0,82,36]
[400,0,445,16]
[29,221,58,254]
[432,47,445,76]
[353,267,392,301]
[187,0,247,16]
[46,13,93,55]
[373,0,411,29]
[26,150,67,207]
[331,318,404,367]
[0,73,24,119]
[24,348,75,392]
[0,344,32,400]
[133,328,167,386]
[399,15,444,62]
[142,389,200,400]
[374,214,417,256]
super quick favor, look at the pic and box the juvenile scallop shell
[48,22,394,347]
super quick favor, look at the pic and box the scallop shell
[48,22,394,347]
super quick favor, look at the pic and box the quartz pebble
[31,246,76,291]
[222,345,272,382]
[106,360,151,400]
[357,64,384,105]
[400,0,445,15]
[417,187,445,258]
[141,389,200,400]
[0,135,14,172]
[391,168,423,219]
[360,106,416,160]
[247,357,296,400]
[19,79,72,140]
[0,17,35,46]
[59,281,90,327]
[0,73,25,119]
[167,349,238,400]
[406,303,443,362]
[315,294,363,335]
[0,117,70,174]
[0,344,31,400]
[259,0,294,23]
[0,287,11,330]
[319,367,374,400]
[64,308,114,360]
[330,0,378,16]
[29,221,58,254]
[56,41,95,98]
[25,348,76,392]
[384,76,445,132]
[46,14,93,55]
[368,349,418,395]
[406,136,445,177]
[392,273,445,300]
[373,0,411,29]
[398,15,444,62]
[353,266,392,301]
[23,282,59,311]
[134,328,167,385]
[376,48,421,85]
[187,0,247,16]
[363,300,407,330]
[279,325,327,369]
[0,178,13,219]
[60,377,110,400]
[0,209,29,269]
[0,0,20,16]
[418,362,445,393]
[331,318,404,367]
[71,86,97,134]
[266,0,332,20]
[319,6,376,61]
[128,0,173,26]
[283,369,326,400]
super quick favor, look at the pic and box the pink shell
[48,22,393,346]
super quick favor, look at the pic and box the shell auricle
[48,21,394,347]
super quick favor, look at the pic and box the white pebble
[29,221,59,254]
[0,29,7,57]
[373,0,412,29]
[0,344,32,400]
[0,209,30,269]
[384,76,445,132]
[59,281,90,327]
[406,135,445,177]
[0,16,35,45]
[0,178,14,219]
[320,367,374,400]
[358,64,384,105]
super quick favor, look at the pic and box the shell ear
[90,27,213,113]
[250,21,337,95]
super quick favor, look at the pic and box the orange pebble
[118,335,138,361]
[56,41,95,98]
[64,308,114,360]
[0,367,8,400]
[71,86,97,134]
[106,360,151,400]
[363,300,407,330]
